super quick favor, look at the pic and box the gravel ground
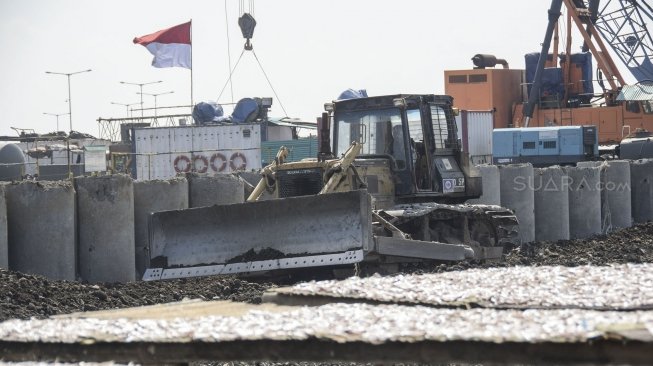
[1,223,652,322]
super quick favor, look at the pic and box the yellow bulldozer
[143,94,520,280]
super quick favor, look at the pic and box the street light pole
[111,101,140,117]
[120,80,163,117]
[43,112,69,132]
[45,69,92,133]
[138,91,174,117]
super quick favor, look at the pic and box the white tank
[0,143,26,180]
[0,143,25,164]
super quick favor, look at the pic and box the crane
[524,0,627,125]
[593,0,653,82]
[519,0,653,142]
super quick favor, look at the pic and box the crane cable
[239,0,255,16]
[217,48,246,102]
[252,49,289,117]
[218,0,289,117]
[216,47,289,117]
[224,0,234,104]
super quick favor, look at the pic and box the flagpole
[190,19,194,113]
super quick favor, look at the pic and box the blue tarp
[192,102,224,124]
[337,89,368,100]
[231,98,260,124]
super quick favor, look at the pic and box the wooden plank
[1,339,652,365]
[55,300,297,320]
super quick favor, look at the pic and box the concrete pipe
[499,163,535,243]
[630,159,653,223]
[565,166,602,239]
[76,174,135,283]
[133,177,189,279]
[0,184,7,268]
[5,181,76,280]
[189,173,245,208]
[467,165,500,206]
[601,160,632,230]
[534,166,569,242]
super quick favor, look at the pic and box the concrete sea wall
[76,175,135,283]
[5,181,76,280]
[1,159,649,282]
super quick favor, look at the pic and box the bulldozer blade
[143,190,372,280]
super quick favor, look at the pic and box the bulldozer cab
[330,94,476,202]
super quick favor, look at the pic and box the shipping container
[455,110,494,165]
[133,124,262,180]
[261,138,318,165]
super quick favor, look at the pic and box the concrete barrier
[467,165,500,206]
[76,174,135,283]
[565,166,602,239]
[4,181,76,280]
[0,184,7,268]
[630,159,653,223]
[133,178,189,279]
[534,166,569,241]
[601,160,632,231]
[499,163,535,243]
[188,173,245,208]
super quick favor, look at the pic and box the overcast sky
[0,0,636,138]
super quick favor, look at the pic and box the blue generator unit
[493,126,599,166]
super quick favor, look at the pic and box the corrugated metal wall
[455,110,494,165]
[133,124,262,180]
[261,137,318,165]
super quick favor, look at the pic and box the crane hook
[238,13,256,50]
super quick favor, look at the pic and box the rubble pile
[1,223,652,322]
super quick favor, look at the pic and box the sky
[0,0,637,139]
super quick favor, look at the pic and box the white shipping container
[133,124,262,180]
[455,110,494,165]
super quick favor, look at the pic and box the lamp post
[111,101,140,117]
[45,69,92,133]
[43,112,69,132]
[138,91,175,117]
[120,80,162,117]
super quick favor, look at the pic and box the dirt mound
[0,272,271,322]
[506,223,653,266]
[1,223,653,322]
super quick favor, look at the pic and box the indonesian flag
[133,21,191,69]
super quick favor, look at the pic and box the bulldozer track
[380,203,521,259]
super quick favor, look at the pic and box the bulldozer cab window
[431,105,451,149]
[406,108,431,190]
[407,109,423,143]
[335,108,407,169]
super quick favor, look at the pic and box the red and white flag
[133,21,191,69]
